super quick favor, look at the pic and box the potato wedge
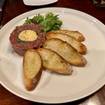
[37,48,72,75]
[46,32,87,54]
[43,39,86,66]
[23,49,42,91]
[52,30,85,42]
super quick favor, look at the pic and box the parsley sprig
[25,12,62,32]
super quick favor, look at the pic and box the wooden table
[0,0,105,105]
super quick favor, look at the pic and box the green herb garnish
[25,12,62,32]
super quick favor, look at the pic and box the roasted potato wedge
[46,32,87,54]
[52,30,85,42]
[37,48,72,75]
[43,39,86,66]
[23,49,42,91]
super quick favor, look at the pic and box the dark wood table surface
[0,0,105,105]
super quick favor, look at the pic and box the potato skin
[46,32,87,54]
[52,30,85,42]
[23,49,42,91]
[37,48,72,75]
[24,69,42,91]
[43,38,87,66]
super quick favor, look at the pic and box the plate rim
[0,7,105,104]
[23,0,58,6]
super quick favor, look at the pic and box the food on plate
[37,48,72,75]
[46,32,87,54]
[52,30,85,42]
[25,12,62,32]
[43,38,87,66]
[23,49,42,91]
[9,12,88,91]
[9,23,46,56]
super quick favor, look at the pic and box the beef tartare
[10,23,46,56]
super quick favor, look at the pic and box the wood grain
[0,0,105,104]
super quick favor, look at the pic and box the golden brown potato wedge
[46,32,87,54]
[43,38,87,66]
[37,48,72,75]
[23,49,42,91]
[52,30,85,42]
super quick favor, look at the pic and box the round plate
[0,7,105,104]
[23,0,58,6]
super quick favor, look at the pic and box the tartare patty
[10,23,46,55]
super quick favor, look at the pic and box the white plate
[23,0,58,6]
[0,7,105,104]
